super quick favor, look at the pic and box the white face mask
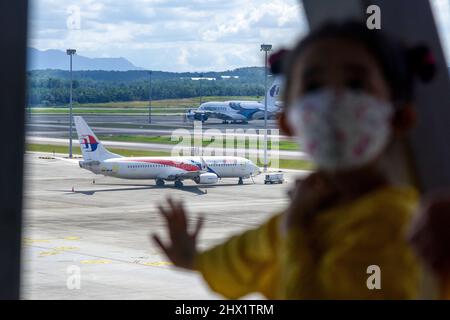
[287,89,393,171]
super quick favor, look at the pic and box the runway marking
[28,243,168,268]
[141,261,173,267]
[81,259,112,264]
[39,246,79,257]
[54,246,79,251]
[64,236,81,240]
[23,238,51,245]
[39,251,61,257]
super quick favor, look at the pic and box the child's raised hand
[152,197,204,270]
[409,193,450,277]
[283,172,337,232]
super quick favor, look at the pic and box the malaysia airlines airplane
[74,116,261,188]
[185,76,283,124]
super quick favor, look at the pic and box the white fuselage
[74,116,260,187]
[80,156,259,181]
[188,101,280,121]
[186,76,283,122]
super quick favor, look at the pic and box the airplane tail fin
[74,116,122,161]
[262,76,283,111]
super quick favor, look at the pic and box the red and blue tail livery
[80,135,99,152]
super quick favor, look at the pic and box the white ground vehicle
[264,173,284,184]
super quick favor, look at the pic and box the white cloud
[28,0,307,71]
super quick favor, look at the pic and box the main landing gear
[174,180,184,188]
[156,178,165,187]
[238,177,244,185]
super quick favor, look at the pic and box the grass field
[26,143,313,170]
[97,134,300,151]
[32,96,261,110]
[26,144,170,157]
[30,108,184,114]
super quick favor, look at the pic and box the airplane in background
[185,76,283,124]
[74,116,261,188]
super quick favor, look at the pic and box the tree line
[27,68,267,106]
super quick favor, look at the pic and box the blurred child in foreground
[152,21,436,299]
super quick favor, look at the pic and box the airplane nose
[252,164,262,176]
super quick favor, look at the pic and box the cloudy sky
[28,0,308,72]
[29,0,450,72]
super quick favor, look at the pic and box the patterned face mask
[287,89,393,171]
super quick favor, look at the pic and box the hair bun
[408,45,437,83]
[269,49,289,75]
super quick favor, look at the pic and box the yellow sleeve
[317,199,420,299]
[194,215,281,299]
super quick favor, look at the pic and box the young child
[152,21,435,299]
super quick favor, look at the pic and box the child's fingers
[155,206,180,248]
[176,201,187,226]
[167,197,180,214]
[167,198,184,220]
[192,215,204,239]
[158,205,178,231]
[175,200,187,218]
[158,205,170,219]
[167,197,188,228]
[152,234,171,258]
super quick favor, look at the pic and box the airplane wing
[202,110,236,120]
[165,170,204,180]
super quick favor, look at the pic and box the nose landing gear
[156,178,165,187]
[238,177,244,185]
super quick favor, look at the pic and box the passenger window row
[127,164,167,168]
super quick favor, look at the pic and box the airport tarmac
[26,114,284,139]
[21,152,308,299]
[27,136,309,160]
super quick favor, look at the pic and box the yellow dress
[194,185,420,299]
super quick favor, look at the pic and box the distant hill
[27,47,143,71]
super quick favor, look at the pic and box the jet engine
[194,173,218,184]
[194,113,209,122]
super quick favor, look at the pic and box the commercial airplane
[74,116,261,188]
[185,76,283,124]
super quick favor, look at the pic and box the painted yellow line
[81,259,112,264]
[38,246,79,257]
[141,261,173,267]
[23,238,51,245]
[39,251,61,257]
[54,246,79,251]
[64,236,81,241]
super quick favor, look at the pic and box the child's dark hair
[278,21,436,108]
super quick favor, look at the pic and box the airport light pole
[66,49,76,158]
[260,44,272,172]
[148,70,152,124]
[27,78,31,121]
[199,73,203,105]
